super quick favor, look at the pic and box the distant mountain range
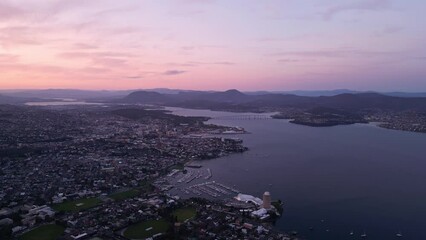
[245,89,360,96]
[2,89,426,111]
[0,94,40,104]
[119,89,426,112]
[2,88,426,101]
[247,89,426,98]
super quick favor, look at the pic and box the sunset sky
[0,0,425,91]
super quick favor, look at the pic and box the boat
[361,231,367,238]
[396,232,403,237]
[349,231,354,236]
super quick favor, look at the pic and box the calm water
[167,107,426,240]
[25,101,102,106]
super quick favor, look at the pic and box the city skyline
[0,0,425,91]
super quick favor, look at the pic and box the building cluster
[273,107,426,132]
[173,198,291,240]
[366,110,426,133]
[0,105,261,239]
[60,194,172,239]
[0,205,55,234]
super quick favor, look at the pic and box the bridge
[211,115,272,120]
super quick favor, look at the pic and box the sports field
[20,224,65,240]
[123,219,169,239]
[53,197,101,212]
[172,207,196,222]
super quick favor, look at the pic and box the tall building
[263,191,271,209]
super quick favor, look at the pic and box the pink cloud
[0,54,19,63]
[163,70,186,75]
[58,51,136,59]
[0,26,42,47]
[323,0,391,20]
[271,49,397,58]
[0,2,25,20]
[73,43,98,50]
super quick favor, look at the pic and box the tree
[0,226,12,240]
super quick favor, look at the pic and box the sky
[0,0,425,91]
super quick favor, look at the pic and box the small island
[272,107,368,127]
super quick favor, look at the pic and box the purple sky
[0,0,425,91]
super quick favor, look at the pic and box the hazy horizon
[1,87,426,94]
[0,0,425,91]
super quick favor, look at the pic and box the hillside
[119,90,426,112]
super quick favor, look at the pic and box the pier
[167,169,180,177]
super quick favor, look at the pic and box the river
[166,107,426,240]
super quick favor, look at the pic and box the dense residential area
[0,105,290,240]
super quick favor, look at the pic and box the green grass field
[20,224,65,240]
[123,219,169,239]
[53,197,101,212]
[109,189,140,201]
[172,207,196,222]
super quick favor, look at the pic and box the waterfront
[167,107,426,240]
[0,105,254,239]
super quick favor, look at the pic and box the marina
[163,161,244,201]
[165,166,241,199]
[184,181,241,198]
